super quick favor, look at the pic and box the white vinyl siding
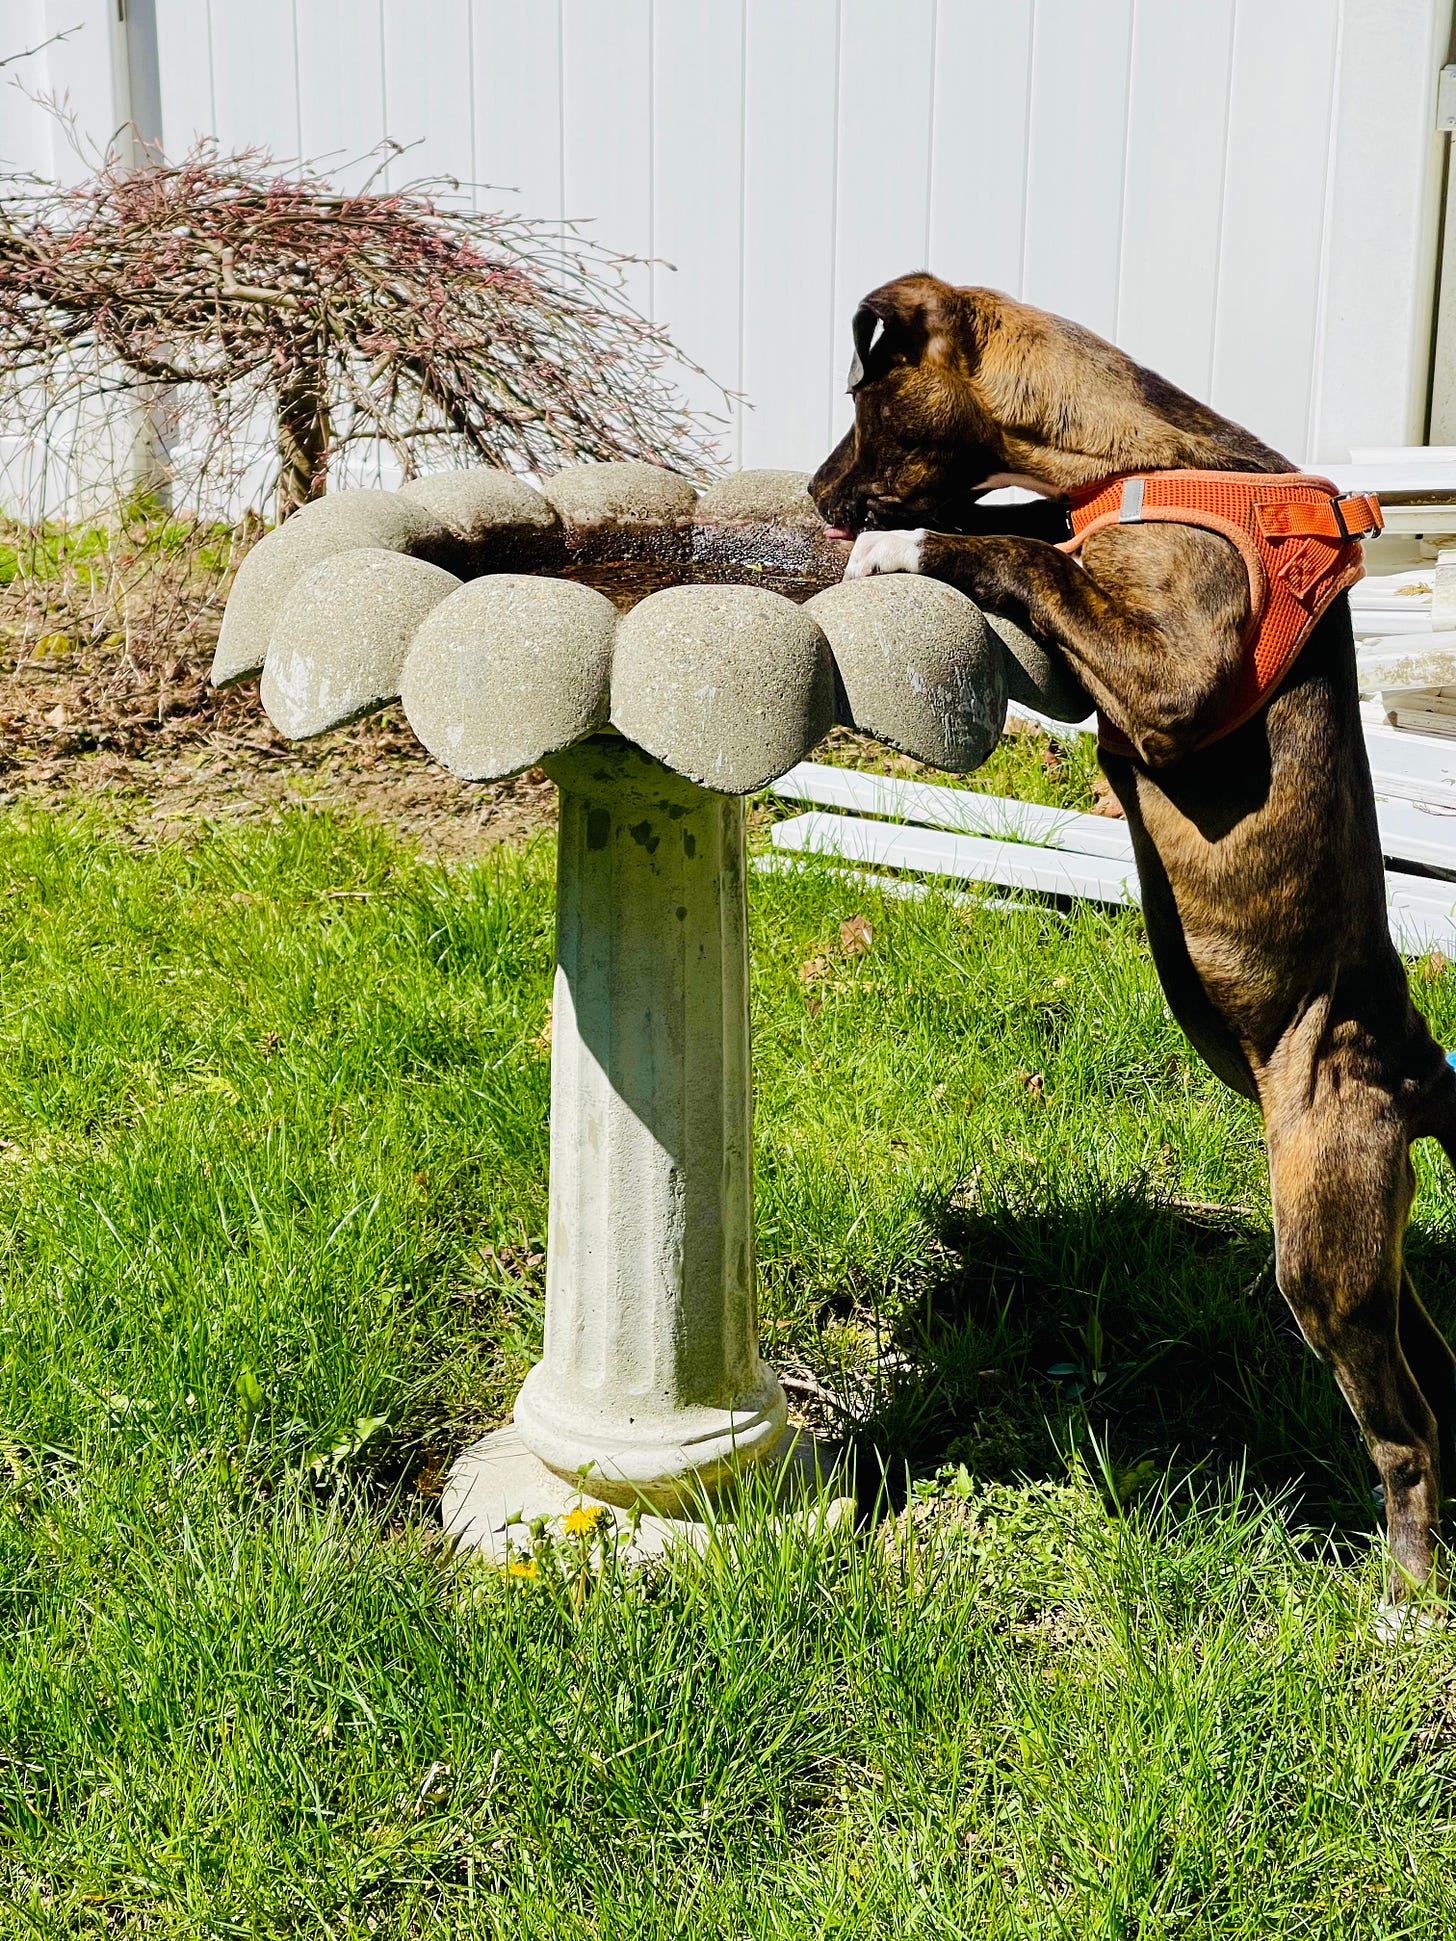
[0,0,1449,484]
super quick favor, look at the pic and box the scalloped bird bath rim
[210,461,1087,1556]
[210,460,1090,787]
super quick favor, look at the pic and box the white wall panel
[561,0,652,316]
[1310,0,1449,459]
[1210,0,1340,462]
[0,0,63,172]
[828,0,937,443]
[207,0,300,162]
[381,0,473,190]
[39,0,127,177]
[1116,0,1236,398]
[653,3,744,442]
[928,0,1033,298]
[153,0,214,154]
[5,0,1453,497]
[470,0,564,220]
[296,0,386,190]
[740,0,839,468]
[1022,0,1135,337]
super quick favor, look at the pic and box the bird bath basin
[212,461,1084,1557]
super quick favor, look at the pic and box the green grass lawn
[4,782,1456,1937]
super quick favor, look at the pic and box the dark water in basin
[557,554,836,611]
[420,512,849,601]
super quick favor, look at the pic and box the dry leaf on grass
[800,913,878,1006]
[1091,771,1125,819]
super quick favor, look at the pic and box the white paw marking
[843,529,926,580]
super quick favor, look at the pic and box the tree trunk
[275,359,331,521]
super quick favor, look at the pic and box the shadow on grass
[836,1183,1456,1548]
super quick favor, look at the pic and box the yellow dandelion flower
[562,1504,609,1537]
[507,1556,539,1581]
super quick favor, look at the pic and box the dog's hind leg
[1266,1096,1442,1602]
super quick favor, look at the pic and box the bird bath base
[443,1425,846,1564]
[211,462,1086,1565]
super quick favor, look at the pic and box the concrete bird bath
[212,461,1085,1557]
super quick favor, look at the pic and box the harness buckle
[1331,493,1379,541]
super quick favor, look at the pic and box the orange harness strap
[1057,469,1382,756]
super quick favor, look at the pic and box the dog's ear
[846,303,888,393]
[846,276,960,391]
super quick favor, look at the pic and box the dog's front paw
[843,529,926,580]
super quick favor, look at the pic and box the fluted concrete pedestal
[444,737,804,1559]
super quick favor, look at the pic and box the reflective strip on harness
[1058,468,1381,756]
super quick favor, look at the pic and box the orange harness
[1058,469,1383,754]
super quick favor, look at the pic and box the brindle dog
[811,270,1456,1614]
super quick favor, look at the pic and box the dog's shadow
[836,1186,1456,1540]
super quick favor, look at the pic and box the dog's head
[810,273,1289,537]
[809,273,1009,537]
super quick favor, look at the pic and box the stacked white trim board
[1335,450,1456,737]
[765,741,1456,957]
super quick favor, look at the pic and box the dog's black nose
[808,476,863,538]
[808,427,860,524]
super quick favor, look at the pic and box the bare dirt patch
[0,627,556,854]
